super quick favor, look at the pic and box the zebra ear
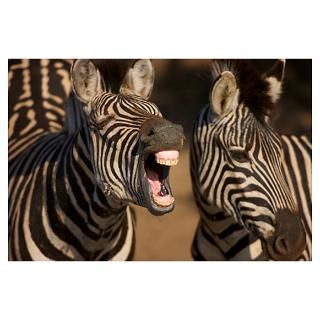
[210,71,239,116]
[120,59,154,99]
[264,59,286,103]
[71,59,105,105]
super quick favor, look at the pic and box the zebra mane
[64,92,87,134]
[92,59,136,93]
[211,60,276,121]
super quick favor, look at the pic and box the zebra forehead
[211,104,278,135]
[92,92,159,115]
[211,112,282,150]
[212,105,256,130]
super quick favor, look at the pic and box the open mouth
[140,150,179,215]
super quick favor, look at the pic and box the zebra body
[191,60,311,261]
[9,118,135,260]
[9,59,184,260]
[281,134,311,260]
[9,59,72,162]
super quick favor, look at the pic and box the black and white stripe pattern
[281,134,312,260]
[9,59,72,163]
[9,59,182,260]
[86,93,161,205]
[9,117,136,260]
[190,60,311,261]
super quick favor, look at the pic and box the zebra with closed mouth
[190,59,311,261]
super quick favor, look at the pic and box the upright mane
[92,59,136,93]
[211,60,276,121]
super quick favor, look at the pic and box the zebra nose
[140,118,185,152]
[266,209,306,260]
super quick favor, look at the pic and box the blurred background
[8,59,312,260]
[150,60,311,139]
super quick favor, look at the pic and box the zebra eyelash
[229,148,251,163]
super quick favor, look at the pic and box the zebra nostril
[265,209,307,260]
[274,235,289,255]
[140,118,185,152]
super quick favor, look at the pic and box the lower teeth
[152,193,175,207]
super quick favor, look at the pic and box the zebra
[190,59,311,261]
[8,59,72,145]
[8,59,184,261]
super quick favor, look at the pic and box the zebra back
[9,59,72,162]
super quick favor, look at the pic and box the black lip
[242,226,304,261]
[139,152,175,215]
[262,233,306,261]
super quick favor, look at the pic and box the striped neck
[58,108,128,232]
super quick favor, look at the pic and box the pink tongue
[155,150,179,160]
[146,168,161,194]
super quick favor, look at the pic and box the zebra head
[71,59,184,215]
[192,59,306,260]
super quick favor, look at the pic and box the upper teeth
[155,158,179,166]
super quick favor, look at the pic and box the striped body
[9,59,71,142]
[9,118,135,260]
[281,134,311,259]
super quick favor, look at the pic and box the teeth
[152,194,175,207]
[155,158,179,166]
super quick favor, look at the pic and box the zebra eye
[230,149,250,163]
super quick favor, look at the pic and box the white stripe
[110,207,134,261]
[282,136,311,229]
[230,239,263,261]
[23,166,50,260]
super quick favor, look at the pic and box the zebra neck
[198,205,263,259]
[57,125,128,232]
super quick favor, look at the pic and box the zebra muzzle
[263,209,307,260]
[140,118,185,153]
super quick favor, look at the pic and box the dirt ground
[133,146,199,260]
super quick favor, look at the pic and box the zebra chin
[254,210,307,261]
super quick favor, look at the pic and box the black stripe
[55,147,100,241]
[218,223,245,239]
[225,233,255,260]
